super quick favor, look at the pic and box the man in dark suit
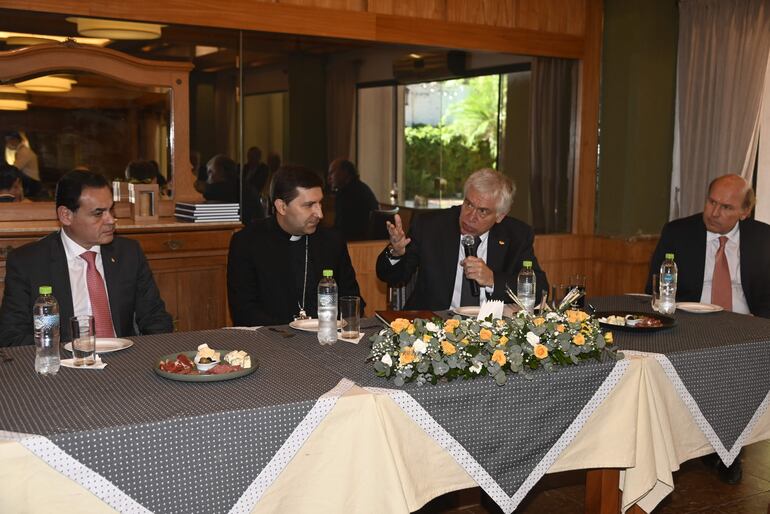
[227,165,363,326]
[647,174,770,485]
[0,171,173,347]
[646,174,770,318]
[377,168,548,310]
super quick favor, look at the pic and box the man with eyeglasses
[376,168,548,310]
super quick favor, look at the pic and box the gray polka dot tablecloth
[592,296,770,464]
[277,321,625,513]
[0,329,352,514]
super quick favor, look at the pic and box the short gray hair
[463,168,515,215]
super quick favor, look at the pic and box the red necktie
[711,236,732,311]
[80,251,116,337]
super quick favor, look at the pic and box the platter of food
[596,311,676,332]
[155,344,257,382]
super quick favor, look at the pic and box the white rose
[381,354,393,367]
[425,322,439,333]
[469,362,482,374]
[412,339,428,354]
[545,311,560,320]
[526,331,540,347]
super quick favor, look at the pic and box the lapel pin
[111,257,116,263]
[498,240,505,246]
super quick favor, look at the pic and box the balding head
[703,174,754,234]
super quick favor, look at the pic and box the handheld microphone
[461,234,480,297]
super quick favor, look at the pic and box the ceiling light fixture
[16,76,76,93]
[66,17,165,40]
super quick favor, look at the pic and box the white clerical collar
[706,221,740,243]
[289,235,302,242]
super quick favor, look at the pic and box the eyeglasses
[462,198,494,219]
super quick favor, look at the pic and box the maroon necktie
[711,236,732,311]
[80,251,115,337]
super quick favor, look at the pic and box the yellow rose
[566,310,580,323]
[441,340,457,355]
[399,346,416,366]
[422,334,432,343]
[479,328,493,341]
[533,317,545,326]
[498,335,509,346]
[573,333,585,346]
[406,323,415,335]
[555,324,565,333]
[578,311,589,322]
[460,337,470,346]
[444,319,460,333]
[491,349,507,366]
[604,332,614,344]
[496,319,506,327]
[533,344,549,359]
[390,318,410,333]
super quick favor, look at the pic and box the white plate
[676,302,723,314]
[64,337,134,353]
[451,305,518,318]
[288,319,346,332]
[624,293,652,298]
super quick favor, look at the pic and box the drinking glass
[551,284,571,309]
[70,315,95,366]
[651,274,661,312]
[339,296,361,339]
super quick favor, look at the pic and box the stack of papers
[175,201,240,222]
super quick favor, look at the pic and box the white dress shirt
[699,223,750,314]
[60,230,116,331]
[450,232,493,309]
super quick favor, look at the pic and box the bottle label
[318,294,335,308]
[34,314,59,331]
[662,274,674,284]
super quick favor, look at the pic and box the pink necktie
[711,236,732,311]
[80,251,115,337]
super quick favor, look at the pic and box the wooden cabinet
[0,219,239,332]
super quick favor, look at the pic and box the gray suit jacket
[0,231,173,346]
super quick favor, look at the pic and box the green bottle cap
[665,253,675,260]
[323,269,333,277]
[39,285,52,295]
[523,260,532,268]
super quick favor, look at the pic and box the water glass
[70,315,95,366]
[339,296,361,339]
[651,274,661,312]
[551,284,571,309]
[569,274,587,308]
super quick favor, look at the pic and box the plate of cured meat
[155,349,258,382]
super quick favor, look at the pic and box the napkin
[60,354,107,370]
[477,300,504,320]
[338,331,365,344]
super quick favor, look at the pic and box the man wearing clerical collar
[647,173,770,318]
[227,165,363,326]
[376,168,548,310]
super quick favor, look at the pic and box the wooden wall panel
[275,0,367,11]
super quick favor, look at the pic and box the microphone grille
[461,234,475,246]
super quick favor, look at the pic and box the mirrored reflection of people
[328,158,379,241]
[197,154,239,203]
[646,174,770,318]
[0,164,27,203]
[242,146,271,223]
[377,168,549,310]
[227,165,363,326]
[4,131,41,198]
[125,160,170,196]
[0,171,173,347]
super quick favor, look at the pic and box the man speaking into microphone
[376,169,548,310]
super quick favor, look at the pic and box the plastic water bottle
[517,260,536,315]
[33,285,60,375]
[658,253,678,315]
[317,269,338,345]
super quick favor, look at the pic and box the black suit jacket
[376,206,549,310]
[227,217,364,326]
[646,214,770,318]
[0,232,173,347]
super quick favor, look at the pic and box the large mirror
[0,9,576,234]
